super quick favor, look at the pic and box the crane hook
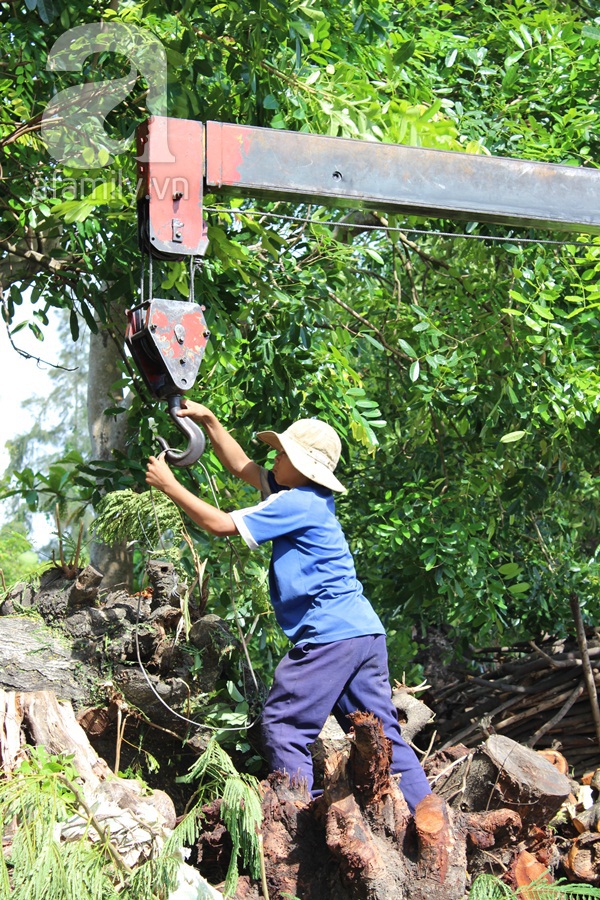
[157,395,206,468]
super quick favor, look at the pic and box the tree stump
[195,712,521,900]
[322,712,470,900]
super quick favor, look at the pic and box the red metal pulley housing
[125,298,210,400]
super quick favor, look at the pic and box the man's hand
[177,399,212,424]
[145,452,238,537]
[173,402,262,490]
[146,454,178,493]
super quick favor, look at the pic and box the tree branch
[0,237,67,276]
[326,289,411,363]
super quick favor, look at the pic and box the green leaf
[364,247,384,264]
[79,302,98,334]
[500,430,527,444]
[502,66,519,90]
[530,302,554,321]
[362,333,386,351]
[392,40,415,66]
[508,29,524,50]
[36,0,55,23]
[499,562,521,578]
[409,360,420,382]
[397,338,417,358]
[508,582,531,595]
[69,310,79,341]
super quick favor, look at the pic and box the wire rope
[203,205,600,252]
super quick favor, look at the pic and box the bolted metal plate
[137,117,209,258]
[126,298,209,398]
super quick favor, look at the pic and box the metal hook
[157,395,206,468]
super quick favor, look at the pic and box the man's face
[273,450,311,488]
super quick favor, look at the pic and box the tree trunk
[87,320,133,589]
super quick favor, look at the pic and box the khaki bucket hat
[257,419,346,493]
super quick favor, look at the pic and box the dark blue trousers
[261,634,431,813]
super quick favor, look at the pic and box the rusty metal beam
[205,120,600,235]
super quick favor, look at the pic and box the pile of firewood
[428,633,600,778]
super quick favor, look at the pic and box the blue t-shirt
[229,470,384,645]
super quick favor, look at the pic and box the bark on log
[0,574,261,741]
[430,734,571,830]
[0,615,97,700]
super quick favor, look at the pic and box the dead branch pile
[428,634,600,778]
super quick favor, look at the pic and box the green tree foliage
[0,522,38,588]
[469,872,600,899]
[2,0,600,677]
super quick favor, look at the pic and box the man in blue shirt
[146,403,431,813]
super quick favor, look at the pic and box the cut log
[431,734,571,829]
[261,774,344,900]
[392,687,435,744]
[573,801,600,834]
[14,689,113,783]
[512,849,552,897]
[564,833,600,884]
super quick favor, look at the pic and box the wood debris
[428,633,600,777]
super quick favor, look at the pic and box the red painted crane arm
[137,115,600,260]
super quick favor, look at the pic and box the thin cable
[189,255,195,304]
[133,576,262,734]
[203,205,600,251]
[192,458,261,696]
[140,248,145,305]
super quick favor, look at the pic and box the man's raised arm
[177,400,263,490]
